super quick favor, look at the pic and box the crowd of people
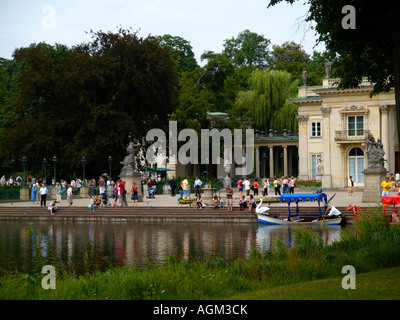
[236,175,298,197]
[165,175,299,213]
[0,173,143,214]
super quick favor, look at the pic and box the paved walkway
[0,188,384,208]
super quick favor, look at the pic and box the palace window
[348,116,364,136]
[311,122,321,137]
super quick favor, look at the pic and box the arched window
[348,147,365,184]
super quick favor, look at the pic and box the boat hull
[255,213,342,226]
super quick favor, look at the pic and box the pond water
[0,220,344,274]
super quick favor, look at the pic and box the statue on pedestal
[324,59,333,79]
[120,138,140,176]
[302,68,308,86]
[223,157,232,187]
[366,133,386,170]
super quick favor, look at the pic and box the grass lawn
[230,267,400,300]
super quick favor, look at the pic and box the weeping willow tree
[235,69,298,132]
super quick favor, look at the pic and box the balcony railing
[334,130,370,142]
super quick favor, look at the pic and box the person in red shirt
[119,180,127,206]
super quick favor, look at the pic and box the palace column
[283,145,288,177]
[255,146,260,178]
[321,106,332,188]
[380,105,390,171]
[269,146,274,178]
[297,115,309,180]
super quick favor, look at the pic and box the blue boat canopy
[280,193,328,216]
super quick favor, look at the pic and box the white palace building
[292,77,397,188]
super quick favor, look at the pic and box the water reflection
[0,221,345,274]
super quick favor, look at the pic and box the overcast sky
[0,0,325,65]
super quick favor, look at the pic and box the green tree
[155,34,198,72]
[234,69,298,132]
[268,0,400,145]
[1,29,177,178]
[270,41,310,82]
[222,29,271,68]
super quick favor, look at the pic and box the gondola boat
[255,192,342,226]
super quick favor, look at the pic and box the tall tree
[155,34,198,72]
[268,0,400,145]
[234,69,298,132]
[270,41,310,82]
[1,29,177,178]
[222,29,271,68]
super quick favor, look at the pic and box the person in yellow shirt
[181,178,189,199]
[381,177,391,196]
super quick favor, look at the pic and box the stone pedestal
[80,187,88,198]
[120,172,143,202]
[20,188,30,201]
[202,186,215,205]
[362,168,388,203]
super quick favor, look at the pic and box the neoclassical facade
[293,78,397,188]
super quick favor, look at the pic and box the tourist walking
[67,184,73,206]
[181,177,189,199]
[131,182,138,207]
[289,176,296,194]
[348,176,354,196]
[99,176,106,196]
[169,177,177,196]
[381,177,391,196]
[273,177,281,195]
[226,185,234,212]
[40,183,48,207]
[113,181,119,206]
[194,177,202,196]
[177,184,183,201]
[31,183,37,204]
[252,179,259,196]
[282,176,289,194]
[237,178,243,197]
[55,182,62,202]
[243,177,251,196]
[119,180,127,206]
[263,179,269,196]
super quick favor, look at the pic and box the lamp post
[42,158,47,182]
[11,159,15,177]
[21,156,27,188]
[205,157,209,185]
[164,157,169,184]
[81,156,86,182]
[185,156,188,178]
[52,155,57,183]
[108,155,112,179]
[262,152,267,178]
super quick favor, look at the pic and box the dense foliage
[0,27,331,179]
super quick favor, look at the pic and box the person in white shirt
[243,177,251,196]
[40,183,48,207]
[322,206,342,219]
[348,176,354,196]
[67,184,73,206]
